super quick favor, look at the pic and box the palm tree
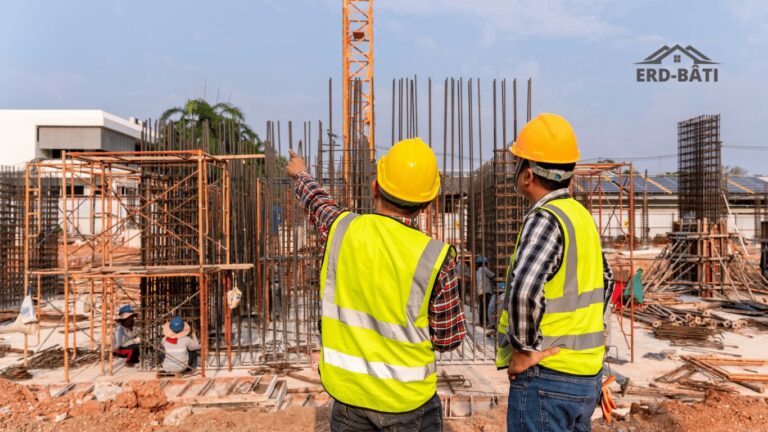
[160,99,262,154]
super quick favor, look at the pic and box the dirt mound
[115,390,138,409]
[594,391,768,432]
[174,406,331,432]
[445,405,507,432]
[0,378,169,432]
[137,381,167,411]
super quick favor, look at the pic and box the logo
[635,44,719,83]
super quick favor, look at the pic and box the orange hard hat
[510,113,580,164]
[377,137,440,205]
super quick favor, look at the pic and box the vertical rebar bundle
[678,114,723,221]
[0,166,57,310]
[0,166,25,309]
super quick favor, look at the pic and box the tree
[723,165,748,176]
[159,98,262,155]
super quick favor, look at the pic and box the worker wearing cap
[113,304,140,366]
[287,138,466,431]
[496,114,614,431]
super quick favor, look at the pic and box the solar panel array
[572,174,768,196]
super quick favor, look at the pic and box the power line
[723,145,768,151]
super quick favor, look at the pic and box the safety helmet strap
[512,156,525,193]
[528,160,573,182]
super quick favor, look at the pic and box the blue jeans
[331,393,442,432]
[507,366,601,432]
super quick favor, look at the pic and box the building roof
[0,110,143,139]
[573,174,768,195]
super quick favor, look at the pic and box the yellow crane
[342,0,374,182]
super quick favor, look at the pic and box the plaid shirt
[294,172,466,352]
[504,189,615,352]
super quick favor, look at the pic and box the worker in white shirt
[161,316,200,373]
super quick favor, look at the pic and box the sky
[1,0,767,174]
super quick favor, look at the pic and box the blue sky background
[2,0,767,173]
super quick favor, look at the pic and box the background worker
[112,304,140,366]
[161,316,200,374]
[287,138,466,431]
[474,256,495,327]
[496,113,614,432]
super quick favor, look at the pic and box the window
[673,54,681,63]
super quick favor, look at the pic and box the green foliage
[723,165,748,176]
[159,98,262,155]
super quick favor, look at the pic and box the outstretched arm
[287,149,346,238]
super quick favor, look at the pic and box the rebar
[0,166,57,309]
[678,114,723,221]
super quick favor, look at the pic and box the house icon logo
[636,44,719,82]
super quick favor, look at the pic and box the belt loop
[532,365,540,377]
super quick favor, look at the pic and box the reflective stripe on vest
[496,198,605,375]
[322,214,445,344]
[539,203,604,352]
[319,212,451,412]
[323,347,438,382]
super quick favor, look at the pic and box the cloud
[727,0,768,45]
[379,0,627,41]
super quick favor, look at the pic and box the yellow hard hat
[510,113,580,164]
[377,137,440,205]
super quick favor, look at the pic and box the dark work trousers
[113,343,140,364]
[331,393,443,432]
[477,293,493,327]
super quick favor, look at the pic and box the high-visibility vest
[319,211,452,413]
[496,197,605,376]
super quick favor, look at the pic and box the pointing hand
[286,149,307,178]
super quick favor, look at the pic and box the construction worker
[287,137,466,431]
[496,114,614,432]
[474,256,495,327]
[113,304,140,366]
[160,316,200,374]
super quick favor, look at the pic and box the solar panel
[652,176,679,193]
[735,176,768,192]
[726,176,768,194]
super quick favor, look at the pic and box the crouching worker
[161,316,200,374]
[113,304,140,366]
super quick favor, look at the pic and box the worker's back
[318,212,451,413]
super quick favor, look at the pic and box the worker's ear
[521,166,534,188]
[372,179,381,198]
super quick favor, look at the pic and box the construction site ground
[1,307,767,431]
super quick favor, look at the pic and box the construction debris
[643,219,768,298]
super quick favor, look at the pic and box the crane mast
[342,0,375,183]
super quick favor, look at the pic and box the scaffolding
[571,163,637,361]
[24,146,258,381]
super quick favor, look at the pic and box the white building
[0,110,144,165]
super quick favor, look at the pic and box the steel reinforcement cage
[678,114,723,222]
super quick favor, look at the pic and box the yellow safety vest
[319,212,452,413]
[496,198,605,376]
